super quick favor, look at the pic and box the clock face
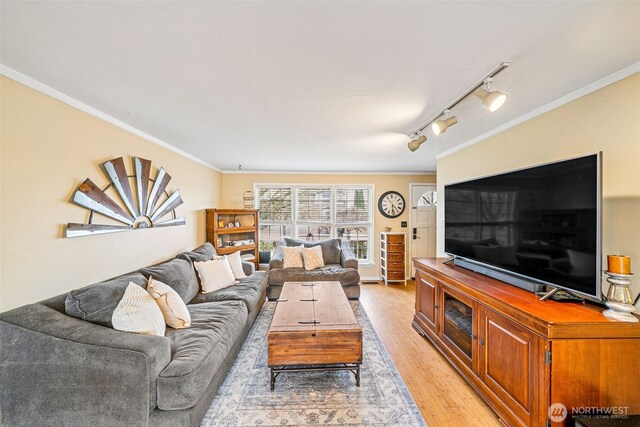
[378,191,405,218]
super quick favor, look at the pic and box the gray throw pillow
[65,272,147,327]
[140,258,199,304]
[284,238,342,265]
[178,242,217,263]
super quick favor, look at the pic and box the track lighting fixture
[407,133,427,152]
[431,111,458,136]
[473,77,507,112]
[406,61,510,152]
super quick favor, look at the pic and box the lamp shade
[408,134,427,152]
[473,88,507,112]
[432,116,458,136]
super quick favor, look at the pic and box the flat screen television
[444,153,602,301]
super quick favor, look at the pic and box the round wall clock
[378,191,405,218]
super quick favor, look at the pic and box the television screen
[444,154,601,300]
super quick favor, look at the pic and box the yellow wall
[0,76,222,311]
[437,72,640,301]
[221,173,435,279]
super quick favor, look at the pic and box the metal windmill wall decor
[65,156,186,238]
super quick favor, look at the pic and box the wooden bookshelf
[206,209,259,268]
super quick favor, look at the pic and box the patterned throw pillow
[147,277,191,329]
[111,282,166,336]
[281,245,304,269]
[302,245,325,270]
[227,251,247,279]
[194,257,237,293]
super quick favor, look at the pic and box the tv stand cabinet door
[551,338,640,415]
[478,306,543,427]
[415,269,438,333]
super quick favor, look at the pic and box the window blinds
[258,187,292,223]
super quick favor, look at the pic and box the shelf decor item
[65,156,186,237]
[206,209,259,268]
[243,190,255,209]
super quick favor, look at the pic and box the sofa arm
[0,304,171,426]
[242,260,255,276]
[269,242,285,270]
[340,240,359,269]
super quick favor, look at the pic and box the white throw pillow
[227,251,247,279]
[302,245,325,270]
[194,257,237,293]
[112,282,165,336]
[147,277,191,329]
[282,245,304,269]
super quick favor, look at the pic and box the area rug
[201,301,427,426]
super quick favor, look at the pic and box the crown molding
[436,61,640,160]
[0,64,221,172]
[223,169,436,175]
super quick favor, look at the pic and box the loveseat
[0,243,267,427]
[267,238,360,300]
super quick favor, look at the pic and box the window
[335,188,371,260]
[257,186,293,252]
[254,184,373,263]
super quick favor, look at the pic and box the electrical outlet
[401,221,407,227]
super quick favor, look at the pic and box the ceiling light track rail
[408,61,510,151]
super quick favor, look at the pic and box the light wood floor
[360,280,501,427]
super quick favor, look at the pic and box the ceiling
[2,1,639,173]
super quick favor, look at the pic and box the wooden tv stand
[412,258,640,427]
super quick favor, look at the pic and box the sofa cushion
[190,271,267,314]
[147,277,191,329]
[65,272,148,327]
[284,238,342,264]
[302,245,325,270]
[140,258,199,304]
[157,300,248,410]
[177,242,217,263]
[194,257,236,293]
[177,243,220,292]
[112,282,166,337]
[227,251,247,279]
[281,245,304,268]
[268,264,359,286]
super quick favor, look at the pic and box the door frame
[409,183,437,278]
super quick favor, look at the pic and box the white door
[410,184,437,278]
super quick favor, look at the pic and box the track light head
[407,61,510,153]
[432,116,457,136]
[473,78,507,112]
[407,134,427,152]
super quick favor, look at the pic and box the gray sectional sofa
[267,238,360,300]
[0,243,267,427]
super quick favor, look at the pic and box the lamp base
[603,308,639,323]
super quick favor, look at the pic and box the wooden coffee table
[267,281,363,390]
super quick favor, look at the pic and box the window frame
[254,183,374,264]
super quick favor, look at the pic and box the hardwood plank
[360,280,501,427]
